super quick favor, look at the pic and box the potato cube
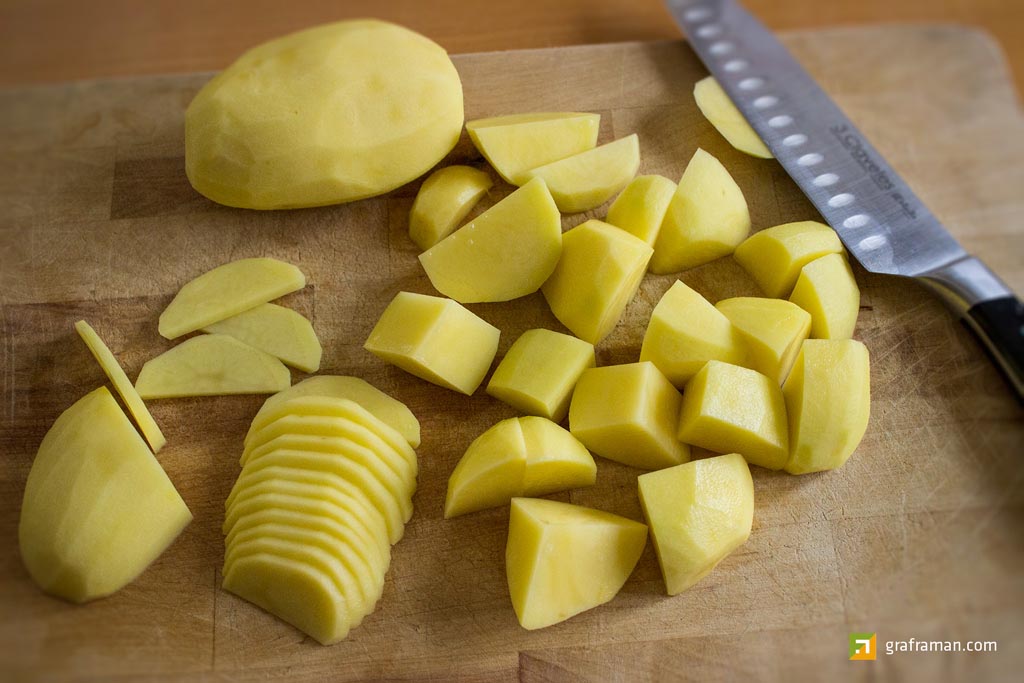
[789,253,860,339]
[733,221,844,297]
[364,291,499,395]
[715,297,811,384]
[541,219,653,345]
[525,134,640,213]
[569,361,689,470]
[409,165,493,251]
[638,453,753,595]
[640,280,746,386]
[676,361,788,470]
[486,328,595,422]
[784,339,871,474]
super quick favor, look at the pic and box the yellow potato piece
[364,291,500,395]
[135,334,291,399]
[418,177,562,303]
[569,361,689,470]
[223,552,350,645]
[444,417,596,518]
[605,174,677,245]
[651,148,750,273]
[486,329,595,423]
[715,297,811,385]
[541,219,653,345]
[18,387,191,603]
[789,253,861,339]
[186,20,463,210]
[639,280,746,386]
[693,76,773,159]
[409,165,493,251]
[506,497,647,630]
[524,134,640,213]
[466,112,600,185]
[638,453,753,595]
[202,303,322,373]
[733,221,844,298]
[676,361,788,470]
[784,339,871,475]
[74,320,166,453]
[252,376,420,448]
[158,257,306,339]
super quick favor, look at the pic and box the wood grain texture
[1,25,1023,682]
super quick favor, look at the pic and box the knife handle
[964,296,1024,402]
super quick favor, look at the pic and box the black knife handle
[964,296,1024,402]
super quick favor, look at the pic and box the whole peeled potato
[185,20,464,209]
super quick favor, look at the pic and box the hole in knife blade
[844,214,870,228]
[858,234,887,251]
[710,42,734,55]
[753,95,779,109]
[697,25,722,38]
[783,133,807,146]
[828,193,855,208]
[813,173,839,187]
[724,59,748,72]
[798,153,823,166]
[738,77,764,90]
[769,115,793,128]
[685,7,713,22]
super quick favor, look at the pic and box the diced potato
[541,220,653,345]
[135,334,291,398]
[18,388,191,603]
[650,148,750,273]
[524,134,640,213]
[605,174,677,245]
[783,339,871,474]
[364,291,500,395]
[733,221,844,298]
[789,253,860,339]
[74,320,166,452]
[444,417,596,518]
[506,497,647,630]
[639,280,746,386]
[486,329,595,422]
[637,453,753,595]
[250,375,420,448]
[418,177,562,303]
[676,361,788,470]
[715,297,811,385]
[186,20,463,209]
[202,303,322,373]
[466,112,600,185]
[409,165,493,251]
[159,257,306,339]
[569,361,689,470]
[693,76,772,159]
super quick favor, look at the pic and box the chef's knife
[665,0,1024,400]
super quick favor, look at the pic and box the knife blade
[665,0,1024,400]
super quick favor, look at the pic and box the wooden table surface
[1,0,1024,95]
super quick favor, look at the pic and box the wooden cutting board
[1,24,1022,682]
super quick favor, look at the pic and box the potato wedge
[409,165,493,251]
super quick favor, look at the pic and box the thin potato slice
[693,76,773,159]
[203,303,322,373]
[524,135,640,213]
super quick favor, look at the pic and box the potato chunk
[676,361,789,470]
[640,280,746,386]
[783,339,871,474]
[466,112,600,185]
[418,177,562,303]
[75,320,166,452]
[733,221,844,298]
[203,303,322,373]
[605,174,676,245]
[186,20,463,209]
[364,291,499,395]
[693,76,772,159]
[569,361,689,470]
[650,148,750,273]
[19,388,191,603]
[409,165,493,251]
[159,257,306,339]
[715,297,811,384]
[789,253,861,339]
[486,329,595,422]
[506,498,647,629]
[525,134,640,213]
[638,453,753,595]
[135,334,291,398]
[541,220,653,345]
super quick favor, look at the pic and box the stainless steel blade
[665,0,1012,309]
